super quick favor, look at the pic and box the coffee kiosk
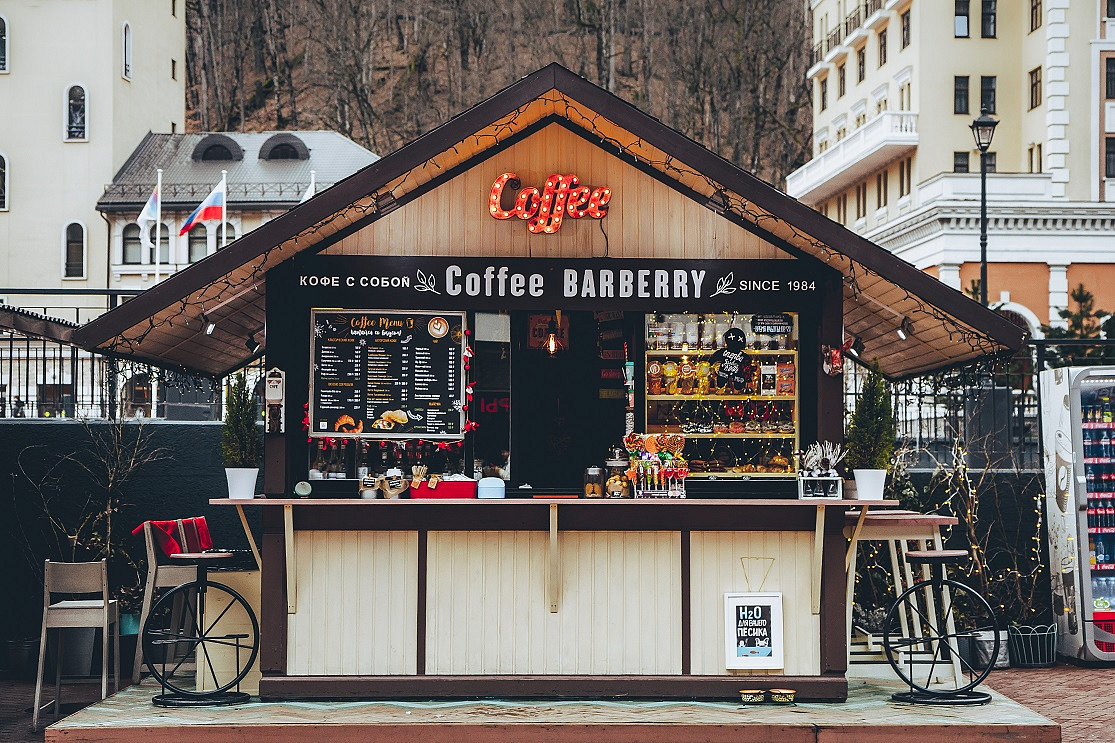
[74,64,1024,701]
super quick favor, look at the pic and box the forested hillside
[185,0,813,186]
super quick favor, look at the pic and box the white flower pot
[225,467,259,500]
[852,469,887,500]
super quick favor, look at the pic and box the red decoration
[490,172,611,234]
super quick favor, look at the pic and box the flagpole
[154,168,162,283]
[221,169,228,249]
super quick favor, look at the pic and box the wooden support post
[812,504,825,615]
[845,505,869,571]
[548,503,559,613]
[284,504,296,614]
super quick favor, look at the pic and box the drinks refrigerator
[1040,366,1115,662]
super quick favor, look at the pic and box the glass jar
[604,459,632,498]
[584,466,605,498]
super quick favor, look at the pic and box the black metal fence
[0,327,262,421]
[845,352,1041,471]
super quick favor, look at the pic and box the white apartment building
[788,0,1115,335]
[0,0,186,322]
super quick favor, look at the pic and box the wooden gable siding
[325,124,791,261]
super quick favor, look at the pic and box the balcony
[917,172,1054,205]
[786,111,918,203]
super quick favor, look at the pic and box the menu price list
[311,310,465,439]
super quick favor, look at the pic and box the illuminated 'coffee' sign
[489,172,611,234]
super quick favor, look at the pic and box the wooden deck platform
[44,678,1059,743]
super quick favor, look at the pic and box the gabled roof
[97,131,378,211]
[1,305,78,343]
[74,64,1024,379]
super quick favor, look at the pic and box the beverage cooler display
[642,312,798,478]
[1040,366,1115,662]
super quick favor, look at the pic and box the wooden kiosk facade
[75,64,1024,702]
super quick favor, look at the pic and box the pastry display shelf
[687,470,795,478]
[644,431,796,439]
[645,349,797,357]
[646,394,793,401]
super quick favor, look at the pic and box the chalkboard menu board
[309,309,466,440]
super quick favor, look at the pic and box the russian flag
[178,178,226,235]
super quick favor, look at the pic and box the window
[876,171,889,209]
[188,225,207,262]
[122,22,132,79]
[836,193,848,223]
[122,224,142,264]
[898,82,911,111]
[1029,67,1042,109]
[983,152,997,172]
[898,156,913,197]
[1109,0,1115,18]
[1029,143,1043,173]
[953,151,970,173]
[148,224,170,264]
[64,223,85,278]
[0,15,8,72]
[820,202,829,218]
[217,222,236,246]
[171,59,177,80]
[857,48,866,82]
[172,0,177,17]
[955,0,970,37]
[1107,138,1115,178]
[855,182,867,219]
[268,143,300,159]
[982,0,996,38]
[65,85,87,140]
[900,11,911,49]
[954,76,969,114]
[201,144,233,161]
[1030,0,1041,31]
[878,29,888,67]
[1107,58,1115,99]
[0,153,6,210]
[819,78,828,112]
[838,64,846,98]
[981,75,996,113]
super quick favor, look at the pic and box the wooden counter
[213,498,895,702]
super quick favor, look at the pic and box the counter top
[212,497,897,507]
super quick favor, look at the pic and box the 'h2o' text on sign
[489,173,610,234]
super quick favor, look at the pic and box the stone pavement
[0,665,1108,742]
[986,662,1115,743]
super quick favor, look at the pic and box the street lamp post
[970,108,999,306]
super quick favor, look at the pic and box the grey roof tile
[98,131,378,210]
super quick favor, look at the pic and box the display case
[643,312,798,479]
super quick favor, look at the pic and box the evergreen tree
[845,360,896,471]
[1041,284,1115,366]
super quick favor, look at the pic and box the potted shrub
[845,360,895,500]
[222,373,262,499]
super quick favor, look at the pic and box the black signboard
[309,309,466,440]
[292,256,829,313]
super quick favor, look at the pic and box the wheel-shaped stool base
[152,691,252,708]
[891,689,992,706]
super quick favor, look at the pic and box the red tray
[410,480,477,498]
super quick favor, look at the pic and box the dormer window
[191,134,244,162]
[259,133,310,160]
[66,85,88,141]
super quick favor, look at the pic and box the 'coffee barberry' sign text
[489,172,610,234]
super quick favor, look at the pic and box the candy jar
[583,466,605,498]
[604,452,632,498]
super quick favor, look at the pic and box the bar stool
[132,521,197,683]
[844,510,960,684]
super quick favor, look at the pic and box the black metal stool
[883,549,998,706]
[141,551,259,707]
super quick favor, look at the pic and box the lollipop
[644,434,660,455]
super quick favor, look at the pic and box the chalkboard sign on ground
[724,592,784,670]
[310,309,466,439]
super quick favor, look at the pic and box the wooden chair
[33,560,120,731]
[132,521,197,683]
